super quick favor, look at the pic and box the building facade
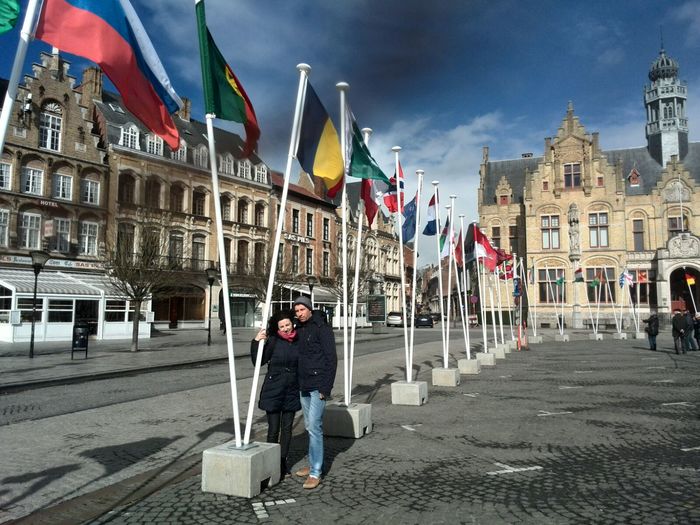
[479,48,700,328]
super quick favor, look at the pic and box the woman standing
[251,310,301,477]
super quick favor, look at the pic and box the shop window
[18,297,42,322]
[105,300,127,322]
[0,285,12,323]
[48,299,73,322]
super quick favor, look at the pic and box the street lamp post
[29,250,50,358]
[206,267,218,346]
[307,275,317,309]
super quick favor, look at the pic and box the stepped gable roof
[482,155,541,204]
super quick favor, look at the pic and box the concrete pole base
[529,335,543,344]
[458,358,481,375]
[432,367,460,386]
[391,380,428,406]
[507,340,518,350]
[324,402,372,438]
[588,333,603,340]
[476,352,496,367]
[492,346,507,359]
[634,332,647,339]
[613,332,628,340]
[554,334,570,342]
[201,441,280,498]
[371,322,386,334]
[496,343,511,354]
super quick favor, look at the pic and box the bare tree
[105,222,183,352]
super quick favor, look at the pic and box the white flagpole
[488,269,498,345]
[434,183,447,358]
[585,280,597,336]
[531,260,538,338]
[507,252,517,341]
[452,245,470,359]
[495,265,505,344]
[393,146,410,381]
[408,169,424,379]
[473,222,488,353]
[244,64,310,445]
[521,257,535,333]
[544,265,563,335]
[0,0,42,154]
[347,126,373,401]
[444,197,456,368]
[459,215,471,359]
[205,114,242,447]
[337,82,351,404]
[607,277,621,334]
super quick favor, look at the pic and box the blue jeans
[300,390,326,478]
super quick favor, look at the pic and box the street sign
[366,294,386,322]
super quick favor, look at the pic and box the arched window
[118,173,136,204]
[192,190,207,216]
[145,179,161,208]
[193,145,208,168]
[220,154,235,175]
[221,196,231,221]
[170,185,184,212]
[146,134,163,156]
[254,203,265,226]
[192,234,207,270]
[237,198,249,223]
[171,140,187,162]
[39,102,62,151]
[119,124,140,149]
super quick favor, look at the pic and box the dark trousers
[647,334,656,350]
[674,335,685,354]
[267,411,296,469]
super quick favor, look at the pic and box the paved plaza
[5,332,698,525]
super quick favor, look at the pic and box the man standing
[671,309,686,355]
[642,313,659,351]
[292,296,337,489]
[683,309,698,351]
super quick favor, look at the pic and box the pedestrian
[683,309,697,352]
[642,313,659,351]
[292,295,337,490]
[250,310,301,477]
[671,309,686,355]
[695,314,700,351]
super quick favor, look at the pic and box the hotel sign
[283,233,310,244]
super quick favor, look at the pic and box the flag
[464,224,498,271]
[619,269,634,288]
[401,192,418,242]
[439,216,451,258]
[296,83,344,198]
[574,267,584,283]
[555,275,564,286]
[0,0,19,34]
[384,162,405,213]
[638,270,648,283]
[422,193,438,235]
[35,0,183,150]
[589,277,600,288]
[454,229,464,267]
[495,248,512,265]
[686,273,696,286]
[196,0,259,157]
[499,260,513,280]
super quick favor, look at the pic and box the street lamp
[29,250,50,359]
[307,275,317,309]
[206,267,218,346]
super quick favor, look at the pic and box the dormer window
[220,154,234,175]
[193,145,208,168]
[628,168,640,187]
[120,124,140,150]
[237,160,251,179]
[254,164,267,183]
[564,163,581,188]
[146,135,163,156]
[171,140,187,162]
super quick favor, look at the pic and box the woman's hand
[254,329,267,342]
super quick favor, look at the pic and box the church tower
[644,47,688,167]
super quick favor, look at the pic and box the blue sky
[3,0,700,265]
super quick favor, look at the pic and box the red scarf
[277,330,296,342]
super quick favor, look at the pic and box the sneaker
[295,466,310,478]
[303,476,321,489]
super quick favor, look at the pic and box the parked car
[414,313,434,328]
[386,311,406,327]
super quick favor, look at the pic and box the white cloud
[670,1,700,46]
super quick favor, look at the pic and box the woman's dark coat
[644,315,659,336]
[250,334,301,412]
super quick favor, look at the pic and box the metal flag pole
[408,169,424,379]
[473,221,488,353]
[337,82,351,404]
[444,196,456,368]
[0,0,42,153]
[459,215,471,359]
[244,64,310,445]
[495,264,505,344]
[434,183,447,358]
[393,146,410,381]
[452,243,470,359]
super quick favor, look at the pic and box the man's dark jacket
[671,313,686,338]
[296,311,337,397]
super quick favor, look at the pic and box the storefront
[0,268,150,344]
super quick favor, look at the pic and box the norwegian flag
[383,161,404,213]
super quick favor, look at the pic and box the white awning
[0,268,120,297]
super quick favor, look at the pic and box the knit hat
[293,296,313,310]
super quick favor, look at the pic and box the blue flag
[401,193,418,243]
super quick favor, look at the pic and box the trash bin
[72,321,89,359]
